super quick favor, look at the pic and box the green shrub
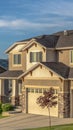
[2,103,14,112]
[0,103,2,114]
[0,103,2,108]
[0,108,2,114]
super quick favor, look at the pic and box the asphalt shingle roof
[0,70,24,79]
[19,30,73,50]
[68,68,73,79]
[0,62,73,79]
[0,66,6,73]
[5,30,73,53]
[55,30,73,48]
[18,62,70,79]
[41,62,70,78]
[35,35,59,48]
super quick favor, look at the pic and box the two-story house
[0,30,73,118]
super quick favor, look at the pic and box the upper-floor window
[13,54,21,64]
[30,52,42,62]
[70,50,73,63]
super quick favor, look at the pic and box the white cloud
[0,19,62,30]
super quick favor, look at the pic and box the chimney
[64,30,68,36]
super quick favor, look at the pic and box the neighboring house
[0,30,73,118]
[0,59,8,70]
[0,65,6,74]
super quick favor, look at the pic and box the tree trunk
[48,107,51,130]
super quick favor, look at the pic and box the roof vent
[64,30,68,36]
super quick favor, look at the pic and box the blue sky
[0,0,73,58]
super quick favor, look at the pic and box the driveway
[0,113,73,130]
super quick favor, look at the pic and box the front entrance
[27,88,58,117]
[4,79,12,103]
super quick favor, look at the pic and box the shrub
[2,103,14,112]
[0,103,2,114]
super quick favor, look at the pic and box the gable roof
[41,62,70,78]
[5,30,73,53]
[18,30,73,51]
[34,35,59,48]
[0,62,73,80]
[18,62,70,79]
[55,30,73,49]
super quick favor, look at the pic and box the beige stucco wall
[58,50,69,66]
[8,43,27,71]
[9,45,26,71]
[9,52,22,70]
[25,65,59,79]
[10,44,25,53]
[46,49,58,62]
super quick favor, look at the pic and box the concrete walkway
[0,113,73,130]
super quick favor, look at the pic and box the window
[35,88,39,93]
[70,50,73,63]
[30,52,42,62]
[13,54,21,64]
[18,80,22,94]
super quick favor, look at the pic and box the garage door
[28,88,58,117]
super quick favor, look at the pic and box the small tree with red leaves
[37,88,57,130]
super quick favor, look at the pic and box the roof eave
[0,77,18,79]
[18,62,66,80]
[56,47,73,50]
[21,40,47,52]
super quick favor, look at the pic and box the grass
[23,124,73,130]
[0,114,8,119]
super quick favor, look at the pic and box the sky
[0,0,73,58]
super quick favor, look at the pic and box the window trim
[30,51,42,63]
[13,53,22,66]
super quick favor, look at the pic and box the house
[0,59,8,70]
[0,30,73,118]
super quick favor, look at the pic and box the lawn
[23,124,73,130]
[0,114,8,119]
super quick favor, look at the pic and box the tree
[37,88,57,130]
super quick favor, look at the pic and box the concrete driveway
[0,113,73,130]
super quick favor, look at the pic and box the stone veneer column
[0,79,5,103]
[11,80,19,106]
[58,80,70,118]
[58,92,70,118]
[21,81,27,113]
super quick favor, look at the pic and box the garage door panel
[28,89,58,117]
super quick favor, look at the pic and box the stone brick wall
[21,89,26,112]
[11,96,19,106]
[18,95,22,106]
[58,92,70,118]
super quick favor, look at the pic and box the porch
[0,70,24,106]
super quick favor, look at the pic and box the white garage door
[28,88,58,117]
